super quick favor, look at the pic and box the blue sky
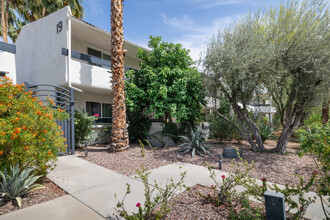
[83,0,281,60]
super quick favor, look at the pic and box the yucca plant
[178,129,211,157]
[0,165,45,207]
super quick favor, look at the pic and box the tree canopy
[126,36,206,124]
[203,0,329,153]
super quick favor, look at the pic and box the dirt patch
[76,140,315,186]
[0,178,67,216]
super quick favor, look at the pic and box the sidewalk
[1,155,327,220]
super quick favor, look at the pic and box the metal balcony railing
[62,48,111,69]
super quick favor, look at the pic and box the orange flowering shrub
[0,77,68,175]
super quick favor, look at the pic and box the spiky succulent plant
[178,129,211,157]
[0,165,45,207]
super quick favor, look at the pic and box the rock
[222,147,243,158]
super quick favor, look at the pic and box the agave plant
[178,129,211,157]
[258,123,274,142]
[0,165,45,207]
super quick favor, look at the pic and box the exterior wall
[70,59,112,90]
[74,90,113,111]
[0,52,16,83]
[15,7,71,85]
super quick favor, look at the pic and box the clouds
[162,14,243,61]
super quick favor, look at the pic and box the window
[87,46,111,62]
[102,103,112,118]
[86,102,101,116]
[87,48,102,59]
[103,54,111,62]
[86,102,112,122]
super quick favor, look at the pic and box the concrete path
[2,155,327,220]
[0,195,104,220]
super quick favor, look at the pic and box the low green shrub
[0,165,45,207]
[74,109,97,147]
[127,111,152,143]
[0,77,68,175]
[178,129,211,157]
[115,166,186,219]
[97,123,112,144]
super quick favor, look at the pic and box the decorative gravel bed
[0,178,67,215]
[76,140,315,186]
[165,185,265,219]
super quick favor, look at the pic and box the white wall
[70,59,112,90]
[15,7,71,85]
[0,52,16,84]
[74,90,113,111]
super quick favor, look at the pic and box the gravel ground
[76,140,315,186]
[0,178,67,215]
[165,185,265,219]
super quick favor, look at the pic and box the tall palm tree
[110,0,129,152]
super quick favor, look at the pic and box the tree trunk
[232,103,265,152]
[322,99,329,125]
[1,0,8,42]
[110,0,129,152]
[272,108,303,153]
[214,110,258,151]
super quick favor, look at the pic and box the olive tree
[203,14,267,152]
[262,0,329,153]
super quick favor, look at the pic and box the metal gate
[24,82,75,154]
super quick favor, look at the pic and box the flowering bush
[201,157,263,219]
[0,77,68,175]
[296,120,329,218]
[115,166,186,219]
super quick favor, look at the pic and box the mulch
[0,178,67,216]
[76,140,316,187]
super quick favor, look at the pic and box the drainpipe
[67,18,83,93]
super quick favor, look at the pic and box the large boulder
[223,147,243,158]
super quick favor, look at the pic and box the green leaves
[126,36,205,124]
[177,129,210,157]
[0,165,45,207]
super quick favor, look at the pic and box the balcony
[62,48,112,91]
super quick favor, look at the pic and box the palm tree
[1,0,84,42]
[110,0,129,152]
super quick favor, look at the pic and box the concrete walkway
[1,155,327,220]
[0,195,104,220]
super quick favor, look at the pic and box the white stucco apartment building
[11,6,144,124]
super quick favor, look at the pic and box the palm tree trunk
[110,0,129,152]
[1,0,7,42]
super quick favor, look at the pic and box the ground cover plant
[0,77,68,175]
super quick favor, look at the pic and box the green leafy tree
[126,36,205,126]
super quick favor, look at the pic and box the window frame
[85,43,111,61]
[86,101,112,119]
